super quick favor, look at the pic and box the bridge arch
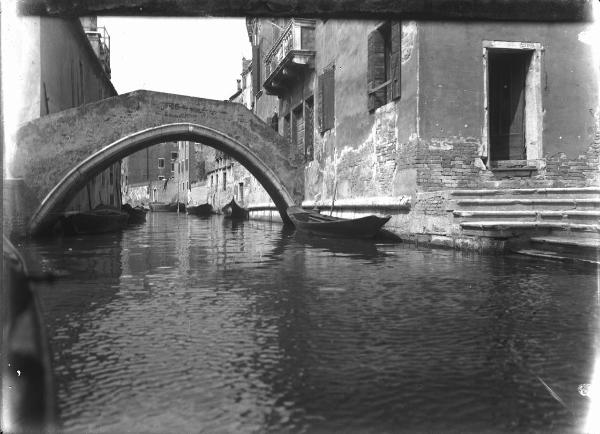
[29,123,295,235]
[12,90,303,237]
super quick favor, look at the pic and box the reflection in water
[20,213,599,433]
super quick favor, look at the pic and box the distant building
[122,142,180,205]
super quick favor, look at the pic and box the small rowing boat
[187,203,214,216]
[286,206,391,238]
[122,203,147,224]
[61,205,129,235]
[222,198,249,220]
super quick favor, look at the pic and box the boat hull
[149,202,171,212]
[122,204,147,224]
[222,199,249,220]
[62,208,129,235]
[187,203,214,216]
[287,206,391,239]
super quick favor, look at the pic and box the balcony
[263,19,316,96]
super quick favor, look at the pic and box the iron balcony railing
[264,19,316,81]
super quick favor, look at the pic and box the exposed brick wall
[415,138,480,191]
[413,136,600,192]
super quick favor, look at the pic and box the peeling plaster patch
[428,138,454,151]
[401,22,417,64]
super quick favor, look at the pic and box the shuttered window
[367,22,401,112]
[252,43,261,96]
[318,64,335,133]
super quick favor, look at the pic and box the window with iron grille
[367,21,402,112]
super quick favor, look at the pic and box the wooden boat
[286,206,391,238]
[168,202,186,212]
[222,198,249,220]
[3,236,57,431]
[61,205,129,235]
[149,202,171,212]
[122,203,147,224]
[187,203,214,216]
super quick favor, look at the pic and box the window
[305,96,315,161]
[78,61,85,105]
[252,43,262,97]
[187,181,189,191]
[158,158,165,168]
[482,41,543,166]
[367,21,401,112]
[239,182,244,203]
[109,193,115,206]
[171,152,178,161]
[171,162,175,172]
[270,112,279,131]
[223,171,227,190]
[109,167,114,185]
[211,175,213,187]
[185,159,189,171]
[292,103,305,155]
[283,113,291,145]
[318,64,335,132]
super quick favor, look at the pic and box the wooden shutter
[252,44,261,96]
[318,72,324,132]
[391,22,402,100]
[323,65,335,131]
[368,27,386,111]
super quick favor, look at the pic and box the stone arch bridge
[12,90,304,236]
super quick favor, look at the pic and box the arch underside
[29,123,296,236]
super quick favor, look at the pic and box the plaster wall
[39,17,116,114]
[418,21,598,158]
[306,20,419,207]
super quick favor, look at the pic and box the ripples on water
[19,213,599,433]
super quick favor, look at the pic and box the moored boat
[149,202,171,212]
[122,203,147,224]
[187,203,214,216]
[222,198,249,220]
[61,205,129,235]
[286,206,391,238]
[168,202,186,212]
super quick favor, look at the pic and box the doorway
[482,41,543,166]
[488,50,531,162]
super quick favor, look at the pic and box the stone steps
[450,198,600,210]
[451,187,600,198]
[513,233,600,265]
[454,210,600,225]
[513,248,599,265]
[451,187,600,235]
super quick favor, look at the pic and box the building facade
[16,16,121,213]
[122,142,181,205]
[247,18,599,246]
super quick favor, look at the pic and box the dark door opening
[488,50,531,163]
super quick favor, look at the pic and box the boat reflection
[293,231,387,260]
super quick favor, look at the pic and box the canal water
[19,212,599,433]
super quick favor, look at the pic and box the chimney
[237,79,241,91]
